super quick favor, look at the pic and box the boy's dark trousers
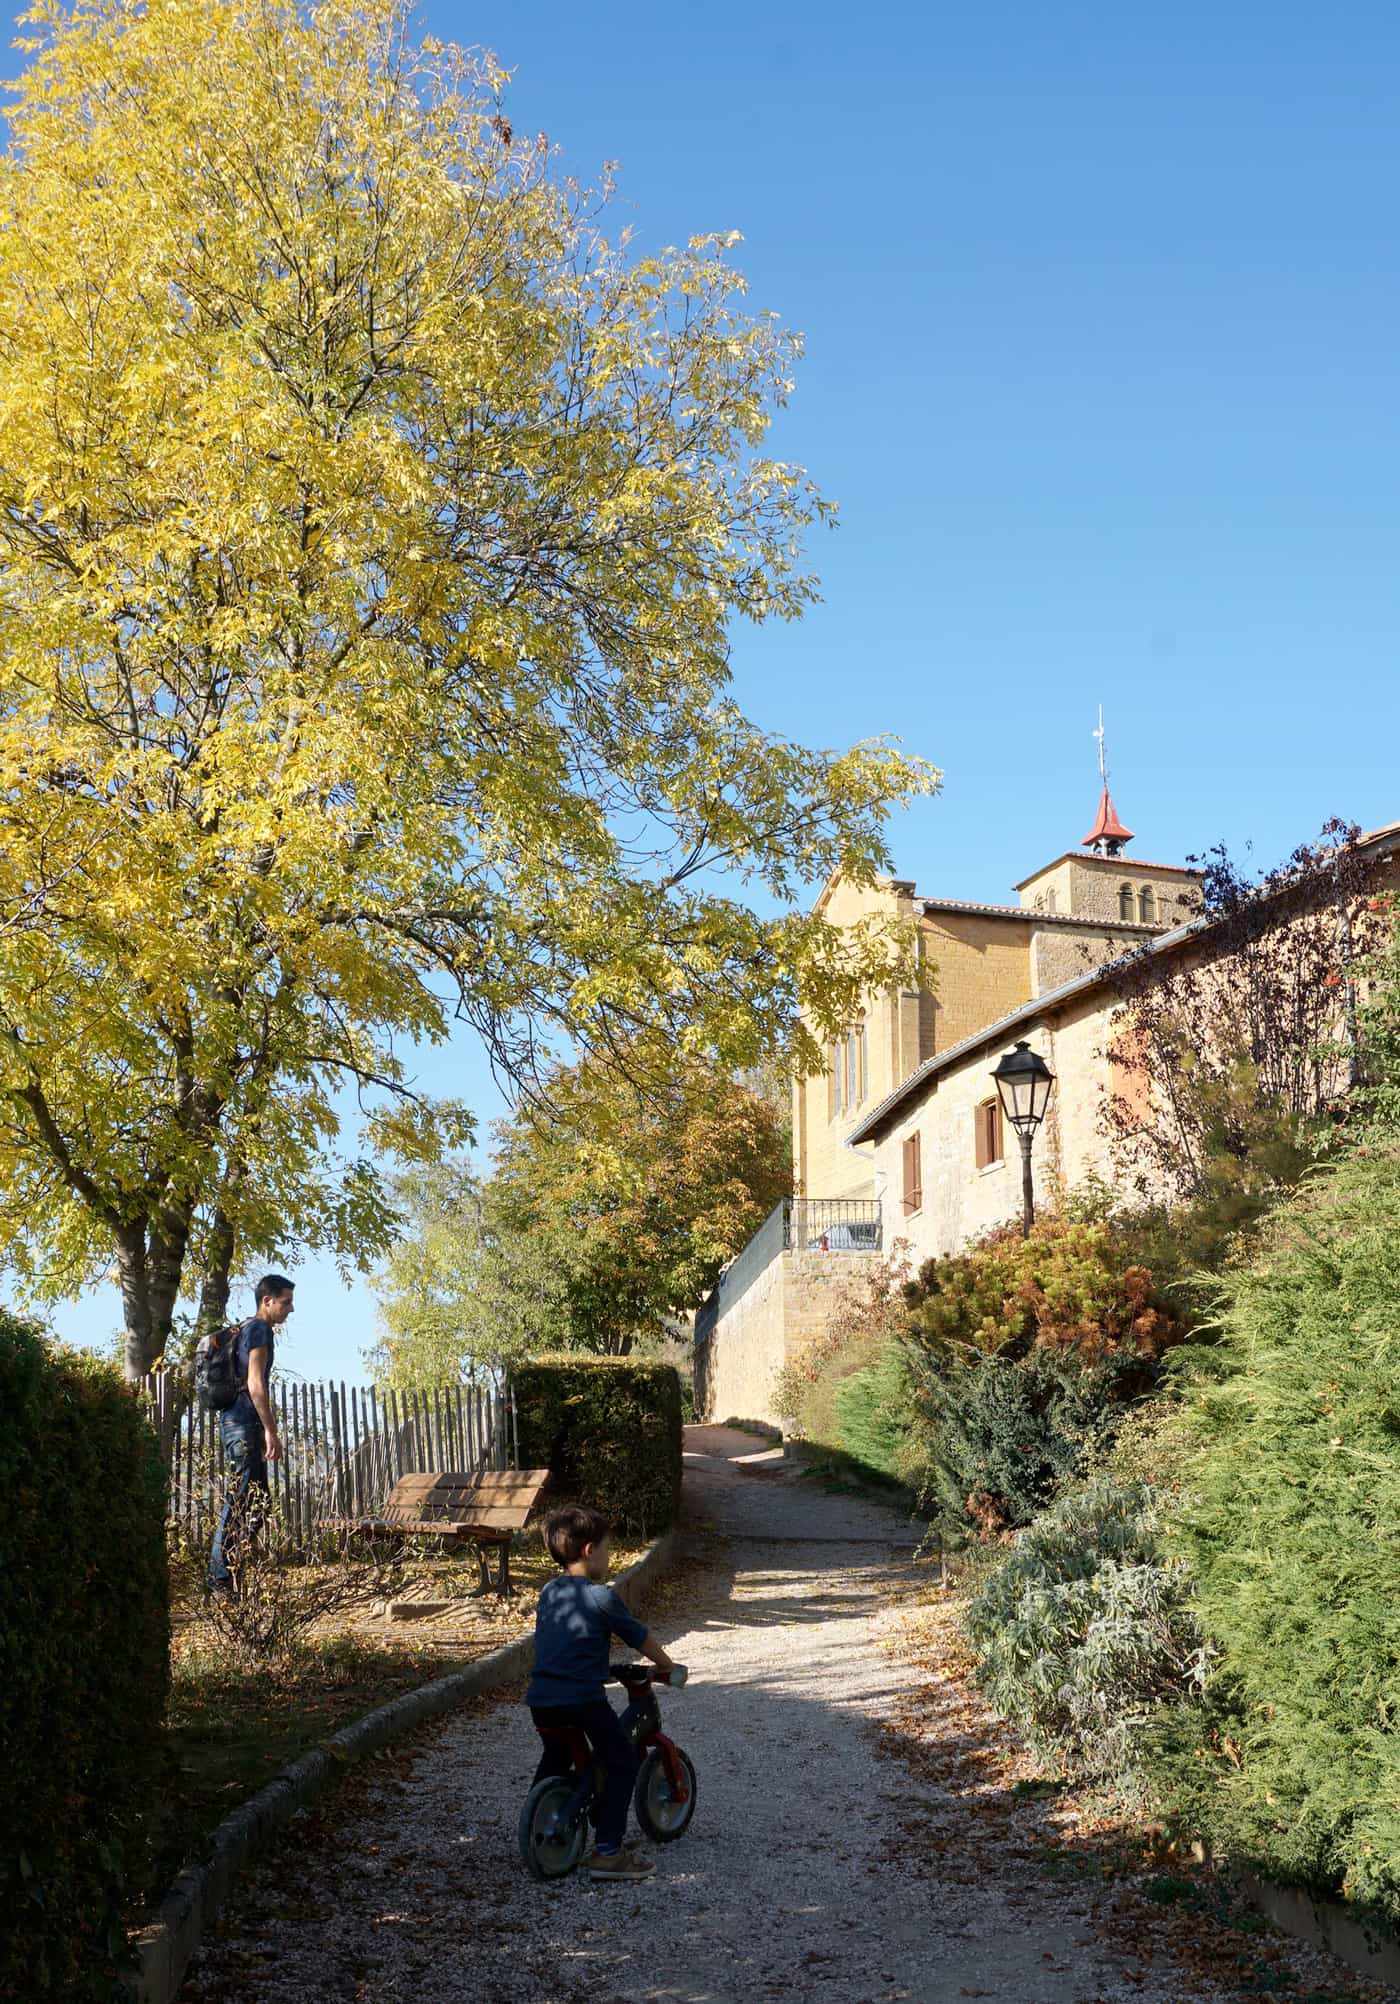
[530,1698,638,1849]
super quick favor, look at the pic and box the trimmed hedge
[0,1313,170,2001]
[514,1355,683,1534]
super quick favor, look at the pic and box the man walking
[207,1274,294,1594]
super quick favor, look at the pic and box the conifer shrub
[905,1348,1138,1537]
[900,1219,1185,1537]
[965,1479,1209,1792]
[514,1354,682,1534]
[1145,1152,1400,1925]
[0,1313,170,2002]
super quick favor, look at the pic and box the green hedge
[0,1313,170,2001]
[1149,1153,1400,1927]
[514,1355,683,1535]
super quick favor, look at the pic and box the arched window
[1138,885,1155,923]
[829,1041,843,1118]
[856,1013,867,1104]
[1119,884,1135,922]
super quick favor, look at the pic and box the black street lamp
[991,1039,1056,1239]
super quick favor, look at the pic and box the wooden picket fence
[138,1372,517,1545]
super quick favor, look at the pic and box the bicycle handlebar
[608,1661,688,1688]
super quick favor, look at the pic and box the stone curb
[1192,1843,1400,1990]
[127,1527,680,2004]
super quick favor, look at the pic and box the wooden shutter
[975,1099,1003,1168]
[974,1102,989,1169]
[989,1097,1003,1163]
[902,1132,922,1215]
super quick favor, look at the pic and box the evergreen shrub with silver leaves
[965,1478,1212,1795]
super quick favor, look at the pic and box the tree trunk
[116,1231,156,1381]
[116,1205,194,1380]
[196,1203,236,1336]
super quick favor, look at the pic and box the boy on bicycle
[526,1504,676,1882]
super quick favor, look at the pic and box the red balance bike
[519,1662,696,1880]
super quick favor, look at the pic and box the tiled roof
[1012,853,1203,891]
[847,819,1400,1146]
[920,897,1161,933]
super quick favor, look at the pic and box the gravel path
[178,1429,1381,2004]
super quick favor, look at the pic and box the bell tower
[1083,706,1133,857]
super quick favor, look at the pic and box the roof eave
[848,819,1400,1147]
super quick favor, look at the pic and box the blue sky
[12,1,1400,1375]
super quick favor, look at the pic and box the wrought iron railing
[782,1198,883,1253]
[695,1197,884,1345]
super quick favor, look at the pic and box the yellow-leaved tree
[0,0,937,1375]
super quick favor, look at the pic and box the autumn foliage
[0,0,933,1372]
[496,1059,792,1354]
[902,1218,1184,1370]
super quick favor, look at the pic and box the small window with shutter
[1138,885,1155,922]
[1119,883,1135,922]
[902,1131,923,1215]
[974,1098,1004,1169]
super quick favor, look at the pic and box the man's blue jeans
[208,1415,269,1589]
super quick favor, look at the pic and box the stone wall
[694,1248,880,1428]
[1017,852,1200,926]
[919,910,1034,1052]
[1030,923,1133,998]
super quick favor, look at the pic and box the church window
[1044,888,1057,914]
[855,1014,867,1104]
[902,1131,923,1215]
[974,1098,1004,1169]
[829,1041,842,1119]
[1118,883,1135,922]
[1138,885,1155,923]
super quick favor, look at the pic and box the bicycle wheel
[634,1746,698,1842]
[518,1777,588,1881]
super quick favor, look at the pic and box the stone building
[694,793,1398,1427]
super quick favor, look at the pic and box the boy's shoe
[587,1847,655,1882]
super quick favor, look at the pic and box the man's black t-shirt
[228,1317,274,1427]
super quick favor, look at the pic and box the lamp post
[991,1040,1056,1239]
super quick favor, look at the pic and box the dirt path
[178,1429,1386,2004]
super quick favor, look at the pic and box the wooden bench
[320,1468,549,1595]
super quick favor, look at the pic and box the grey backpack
[193,1323,247,1413]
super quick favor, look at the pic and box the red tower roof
[1082,786,1134,853]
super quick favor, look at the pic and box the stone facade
[867,989,1114,1266]
[1016,852,1201,929]
[699,795,1208,1423]
[792,830,1198,1207]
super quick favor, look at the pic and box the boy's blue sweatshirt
[526,1574,648,1707]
